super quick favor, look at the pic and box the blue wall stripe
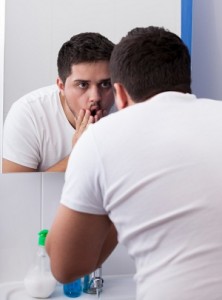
[181,0,193,54]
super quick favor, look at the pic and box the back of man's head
[57,32,114,83]
[110,26,191,102]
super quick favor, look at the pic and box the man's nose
[89,86,101,102]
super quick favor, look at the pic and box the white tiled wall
[41,172,65,230]
[0,173,41,282]
[0,172,135,284]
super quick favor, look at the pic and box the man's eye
[100,81,111,89]
[78,82,88,89]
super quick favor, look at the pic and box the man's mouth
[90,106,100,117]
[90,109,97,117]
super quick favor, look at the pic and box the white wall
[192,0,222,100]
[0,0,181,284]
[0,172,136,282]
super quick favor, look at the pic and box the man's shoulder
[23,84,58,98]
[16,84,59,105]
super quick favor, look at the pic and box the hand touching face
[71,108,107,147]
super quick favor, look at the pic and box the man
[2,32,115,172]
[46,26,222,300]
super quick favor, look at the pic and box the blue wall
[181,0,193,54]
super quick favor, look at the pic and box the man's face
[58,61,114,128]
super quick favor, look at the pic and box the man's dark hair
[110,26,191,102]
[57,32,114,83]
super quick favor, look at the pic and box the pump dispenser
[63,278,82,298]
[24,229,57,298]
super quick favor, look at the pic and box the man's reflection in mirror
[2,32,115,172]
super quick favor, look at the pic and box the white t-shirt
[3,85,74,171]
[61,91,222,300]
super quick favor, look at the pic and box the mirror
[2,0,181,173]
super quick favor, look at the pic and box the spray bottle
[24,229,57,298]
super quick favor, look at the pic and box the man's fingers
[88,116,94,124]
[94,110,103,122]
[76,109,85,128]
[80,110,91,127]
[102,110,108,117]
[77,108,106,130]
[76,109,91,129]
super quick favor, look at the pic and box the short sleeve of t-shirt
[60,126,107,215]
[3,100,40,169]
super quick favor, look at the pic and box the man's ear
[57,77,65,94]
[114,83,131,110]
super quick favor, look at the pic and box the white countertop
[0,274,136,300]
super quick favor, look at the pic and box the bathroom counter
[0,274,136,300]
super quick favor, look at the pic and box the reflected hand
[72,109,93,147]
[93,109,107,123]
[72,109,108,147]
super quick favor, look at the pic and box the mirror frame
[0,0,5,172]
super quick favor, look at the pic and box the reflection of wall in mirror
[3,0,181,120]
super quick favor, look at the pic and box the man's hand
[72,109,107,147]
[45,109,107,172]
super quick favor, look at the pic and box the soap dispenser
[63,278,82,298]
[24,229,57,298]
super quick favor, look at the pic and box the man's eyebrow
[100,78,111,81]
[72,78,111,84]
[98,78,111,83]
[73,79,89,83]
